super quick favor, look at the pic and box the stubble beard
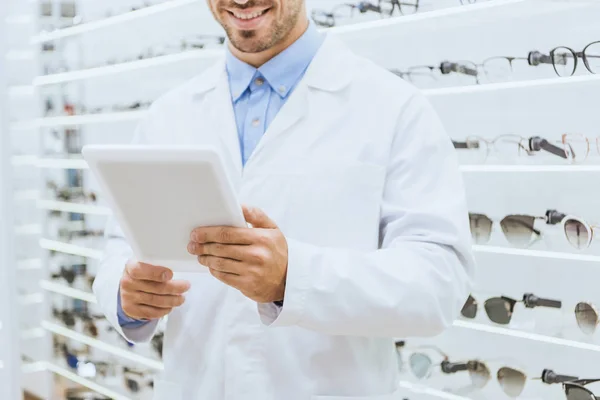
[223,4,301,53]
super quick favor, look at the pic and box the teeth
[232,10,265,20]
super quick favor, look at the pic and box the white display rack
[473,245,600,262]
[40,280,97,303]
[42,321,164,370]
[454,321,600,353]
[37,199,111,215]
[31,0,200,43]
[42,362,133,400]
[398,381,470,400]
[33,49,223,86]
[39,238,103,259]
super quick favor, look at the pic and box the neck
[228,14,309,68]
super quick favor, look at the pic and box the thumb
[243,205,278,229]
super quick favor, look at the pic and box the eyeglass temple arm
[529,136,568,159]
[570,378,600,386]
[541,369,579,384]
[522,293,562,309]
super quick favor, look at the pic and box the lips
[226,7,271,30]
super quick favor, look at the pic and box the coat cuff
[257,238,312,327]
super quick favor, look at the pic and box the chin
[230,31,273,53]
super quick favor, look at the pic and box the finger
[198,255,244,275]
[126,262,173,283]
[190,226,257,245]
[127,304,172,320]
[243,205,278,229]
[122,277,191,295]
[127,291,185,309]
[187,242,250,261]
[208,268,244,290]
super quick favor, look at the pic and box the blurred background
[1,0,600,399]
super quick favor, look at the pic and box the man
[93,0,475,399]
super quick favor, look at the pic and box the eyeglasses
[66,388,110,400]
[46,181,97,203]
[452,135,568,164]
[391,60,480,88]
[152,332,164,358]
[123,367,154,393]
[461,293,562,325]
[51,264,87,285]
[575,302,600,335]
[560,215,600,250]
[398,344,530,397]
[311,0,419,27]
[528,41,600,77]
[564,379,600,400]
[469,209,566,247]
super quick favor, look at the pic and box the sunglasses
[575,302,600,335]
[461,293,562,325]
[152,331,164,358]
[561,215,600,250]
[564,379,600,400]
[469,209,566,248]
[66,388,110,400]
[123,367,153,393]
[398,344,529,397]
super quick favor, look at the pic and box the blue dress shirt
[118,23,324,328]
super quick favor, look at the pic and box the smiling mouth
[227,8,270,21]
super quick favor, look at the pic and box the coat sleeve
[257,93,475,337]
[92,117,161,344]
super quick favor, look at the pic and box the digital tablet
[82,145,247,273]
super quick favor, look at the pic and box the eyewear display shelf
[1,0,25,399]
[4,0,598,399]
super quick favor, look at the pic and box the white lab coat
[93,35,475,400]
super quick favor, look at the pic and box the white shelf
[7,85,34,97]
[460,165,600,172]
[39,238,103,259]
[21,361,46,374]
[31,0,199,43]
[14,189,39,201]
[37,199,111,216]
[42,361,132,400]
[424,74,600,97]
[14,224,42,236]
[397,381,470,400]
[42,321,164,371]
[5,15,33,25]
[11,111,148,129]
[21,328,45,340]
[17,258,42,270]
[33,49,223,85]
[472,245,600,262]
[36,158,88,170]
[10,155,38,166]
[453,320,600,353]
[18,292,44,305]
[40,280,97,304]
[5,50,35,61]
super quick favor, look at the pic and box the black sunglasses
[564,379,600,400]
[461,293,562,324]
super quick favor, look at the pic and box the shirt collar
[226,23,324,102]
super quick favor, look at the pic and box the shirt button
[278,85,286,93]
[251,118,260,127]
[255,77,264,86]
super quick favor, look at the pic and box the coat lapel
[191,60,243,180]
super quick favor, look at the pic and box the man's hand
[188,206,288,303]
[120,261,191,320]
